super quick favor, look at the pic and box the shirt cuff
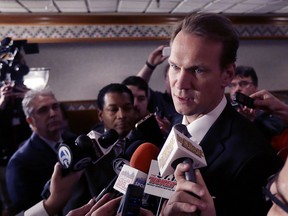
[24,200,49,216]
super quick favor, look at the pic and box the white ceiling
[1,0,288,15]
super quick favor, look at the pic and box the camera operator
[0,54,31,215]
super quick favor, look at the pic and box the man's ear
[26,117,35,130]
[26,117,33,125]
[222,63,235,88]
[98,110,103,122]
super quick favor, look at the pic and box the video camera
[0,37,38,86]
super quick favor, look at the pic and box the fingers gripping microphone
[157,124,207,179]
[57,129,119,172]
[156,124,207,216]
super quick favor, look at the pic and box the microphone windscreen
[130,143,160,174]
[98,129,119,148]
[174,123,191,138]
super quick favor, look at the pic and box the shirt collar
[40,135,62,153]
[182,96,227,144]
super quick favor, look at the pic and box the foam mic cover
[97,129,119,148]
[173,123,192,138]
[114,143,160,194]
[130,142,160,174]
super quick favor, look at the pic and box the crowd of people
[0,12,288,216]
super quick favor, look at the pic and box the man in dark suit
[161,13,282,216]
[6,88,90,215]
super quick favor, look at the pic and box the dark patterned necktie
[113,139,125,157]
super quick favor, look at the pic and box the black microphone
[57,129,119,173]
[94,175,119,203]
[42,129,119,200]
[94,141,159,204]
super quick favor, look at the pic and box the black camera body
[0,37,30,86]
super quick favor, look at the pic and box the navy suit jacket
[199,103,282,216]
[6,132,91,214]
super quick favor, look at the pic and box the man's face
[126,85,149,119]
[98,92,136,138]
[229,76,257,100]
[267,159,288,216]
[168,31,234,122]
[27,95,63,141]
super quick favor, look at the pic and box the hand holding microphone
[161,163,216,216]
[157,124,207,215]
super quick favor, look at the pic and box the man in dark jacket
[6,88,90,215]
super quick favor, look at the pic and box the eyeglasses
[229,81,253,89]
[262,173,288,213]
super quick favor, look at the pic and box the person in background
[0,81,31,216]
[0,50,32,215]
[121,76,151,121]
[229,65,287,141]
[122,75,171,136]
[160,12,282,216]
[6,88,90,215]
[137,45,182,126]
[86,83,138,196]
[92,83,137,139]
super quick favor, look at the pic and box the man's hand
[161,163,216,216]
[43,163,83,215]
[147,45,168,66]
[0,82,30,109]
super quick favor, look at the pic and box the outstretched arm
[250,89,288,124]
[137,45,168,83]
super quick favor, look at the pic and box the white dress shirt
[182,96,227,144]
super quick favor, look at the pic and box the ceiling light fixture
[24,67,49,90]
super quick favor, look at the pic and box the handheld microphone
[114,142,160,194]
[42,129,119,200]
[157,124,207,178]
[144,159,177,199]
[116,143,160,216]
[57,129,119,172]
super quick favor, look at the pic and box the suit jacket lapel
[200,104,234,170]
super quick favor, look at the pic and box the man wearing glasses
[6,88,90,215]
[229,65,287,141]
